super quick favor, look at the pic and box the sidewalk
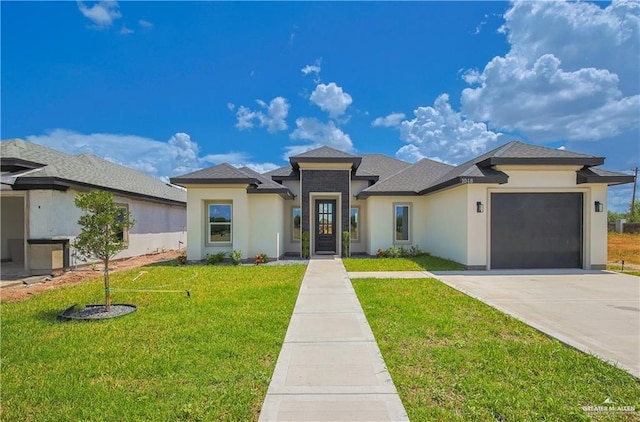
[259,256,408,421]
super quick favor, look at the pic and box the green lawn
[353,278,640,420]
[1,264,306,421]
[343,254,464,272]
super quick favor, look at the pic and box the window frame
[292,206,301,242]
[393,203,411,244]
[350,206,360,242]
[115,203,130,248]
[206,201,233,245]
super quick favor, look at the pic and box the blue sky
[2,1,638,212]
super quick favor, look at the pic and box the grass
[343,254,464,272]
[607,232,640,277]
[608,231,640,265]
[353,277,640,420]
[1,263,306,421]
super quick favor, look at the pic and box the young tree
[73,190,135,311]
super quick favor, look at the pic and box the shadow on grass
[35,308,67,322]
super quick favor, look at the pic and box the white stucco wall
[27,188,186,266]
[423,187,469,264]
[185,186,249,261]
[248,194,286,258]
[366,196,428,255]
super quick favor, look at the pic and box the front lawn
[353,278,640,420]
[1,264,306,421]
[343,254,464,272]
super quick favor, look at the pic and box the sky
[1,0,639,212]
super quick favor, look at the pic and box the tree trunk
[104,257,111,312]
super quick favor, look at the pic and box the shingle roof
[358,141,627,197]
[170,162,294,198]
[356,154,412,181]
[1,139,186,204]
[291,146,358,159]
[170,163,260,185]
[359,158,454,197]
[475,141,604,166]
[289,145,362,170]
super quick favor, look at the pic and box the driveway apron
[259,257,408,421]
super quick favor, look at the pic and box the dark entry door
[316,200,336,253]
[491,193,583,269]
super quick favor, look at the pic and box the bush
[254,253,268,265]
[376,245,424,259]
[206,251,227,265]
[230,250,242,266]
[342,231,350,257]
[177,252,187,265]
[301,232,310,259]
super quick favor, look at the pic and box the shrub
[206,251,227,265]
[385,246,402,258]
[230,250,242,266]
[301,232,310,258]
[254,253,268,265]
[177,251,187,265]
[376,248,385,258]
[342,231,350,257]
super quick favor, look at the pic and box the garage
[490,192,583,269]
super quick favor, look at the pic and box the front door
[315,200,336,253]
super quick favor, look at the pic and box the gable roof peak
[290,145,359,159]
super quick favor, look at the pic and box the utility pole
[631,167,638,221]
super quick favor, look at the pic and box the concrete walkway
[259,257,408,421]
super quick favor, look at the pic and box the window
[394,204,410,242]
[350,207,359,241]
[208,203,232,243]
[292,207,301,241]
[115,204,129,246]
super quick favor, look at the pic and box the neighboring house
[1,139,187,276]
[171,141,634,270]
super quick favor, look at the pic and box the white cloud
[227,102,235,111]
[309,82,352,118]
[289,117,354,152]
[395,94,503,164]
[139,19,153,29]
[77,1,122,29]
[301,59,322,82]
[461,0,640,143]
[235,97,289,133]
[119,25,133,35]
[372,112,406,128]
[25,129,278,179]
[301,65,321,75]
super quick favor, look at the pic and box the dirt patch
[0,250,180,303]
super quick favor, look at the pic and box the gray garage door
[491,193,583,269]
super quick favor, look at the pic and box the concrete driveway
[430,269,640,378]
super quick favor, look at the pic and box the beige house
[1,139,187,276]
[170,141,633,270]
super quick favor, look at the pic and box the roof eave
[247,188,295,199]
[356,190,418,199]
[14,177,186,206]
[290,156,362,170]
[168,177,259,186]
[477,157,604,168]
[576,174,636,186]
[418,175,509,196]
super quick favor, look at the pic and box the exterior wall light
[594,201,603,212]
[476,201,484,213]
